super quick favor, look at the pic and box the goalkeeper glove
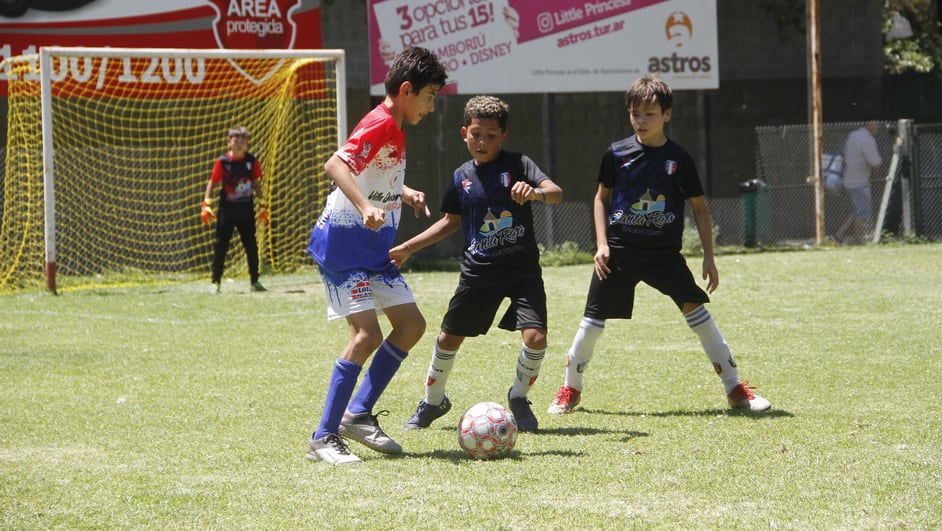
[256,201,270,225]
[200,200,216,225]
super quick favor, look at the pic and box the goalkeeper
[201,126,268,293]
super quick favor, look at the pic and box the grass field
[2,244,941,529]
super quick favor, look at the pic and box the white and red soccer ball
[457,401,518,460]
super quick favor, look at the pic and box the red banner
[0,0,323,96]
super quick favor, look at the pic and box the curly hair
[463,95,510,130]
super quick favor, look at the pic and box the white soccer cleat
[306,434,362,465]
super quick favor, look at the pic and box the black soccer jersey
[442,150,548,287]
[598,136,703,252]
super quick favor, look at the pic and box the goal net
[0,47,345,292]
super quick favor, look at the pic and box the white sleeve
[863,136,882,167]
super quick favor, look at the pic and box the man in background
[834,121,882,245]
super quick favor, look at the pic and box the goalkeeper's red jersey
[211,152,262,204]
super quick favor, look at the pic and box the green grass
[2,244,941,529]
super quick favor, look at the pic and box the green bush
[538,241,594,267]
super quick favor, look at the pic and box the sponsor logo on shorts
[350,280,372,302]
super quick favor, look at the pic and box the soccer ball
[457,401,518,460]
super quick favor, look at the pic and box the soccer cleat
[251,281,267,292]
[211,281,221,294]
[727,381,772,412]
[306,434,362,465]
[404,396,452,429]
[338,410,402,454]
[547,385,581,415]
[507,389,538,432]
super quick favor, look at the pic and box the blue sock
[347,341,409,415]
[313,358,361,440]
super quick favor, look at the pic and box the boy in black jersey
[390,95,563,432]
[547,75,772,415]
[201,126,268,294]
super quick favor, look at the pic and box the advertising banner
[368,0,717,94]
[0,0,323,96]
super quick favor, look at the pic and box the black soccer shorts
[441,279,548,337]
[583,250,710,320]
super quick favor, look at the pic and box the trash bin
[739,179,767,247]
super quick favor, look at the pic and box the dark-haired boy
[390,95,563,433]
[305,47,448,465]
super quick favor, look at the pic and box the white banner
[368,0,717,94]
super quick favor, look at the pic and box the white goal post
[4,46,346,293]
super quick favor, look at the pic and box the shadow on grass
[429,425,631,436]
[400,448,587,462]
[577,407,794,419]
[533,426,637,437]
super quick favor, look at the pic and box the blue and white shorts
[318,266,415,321]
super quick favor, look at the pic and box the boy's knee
[353,330,384,354]
[522,328,547,349]
[437,332,464,351]
[401,315,427,343]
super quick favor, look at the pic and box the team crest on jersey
[462,178,472,194]
[665,160,678,175]
[500,172,512,188]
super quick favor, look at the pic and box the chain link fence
[914,123,942,239]
[2,120,939,287]
[533,120,942,253]
[748,120,940,246]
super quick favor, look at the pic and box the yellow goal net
[0,47,345,292]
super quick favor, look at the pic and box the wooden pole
[808,0,825,244]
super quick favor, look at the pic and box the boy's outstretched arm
[389,213,460,267]
[325,154,386,230]
[688,195,719,293]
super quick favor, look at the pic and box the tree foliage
[758,0,942,78]
[883,0,942,77]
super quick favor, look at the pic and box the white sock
[564,317,605,391]
[685,305,739,393]
[510,344,545,398]
[424,342,457,406]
